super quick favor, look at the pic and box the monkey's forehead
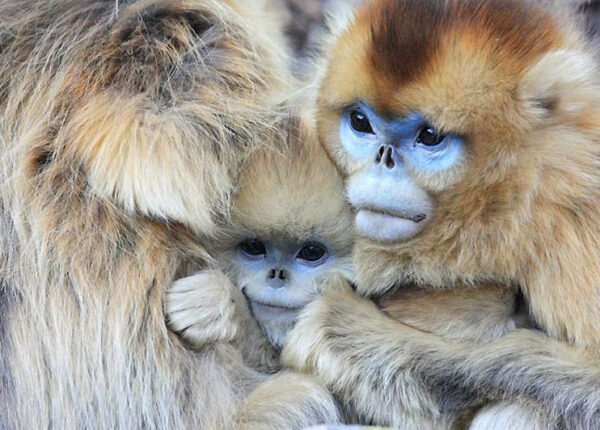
[218,219,355,256]
[229,202,355,250]
[326,0,563,113]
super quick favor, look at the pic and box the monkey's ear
[520,49,599,119]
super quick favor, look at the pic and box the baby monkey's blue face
[340,103,467,242]
[233,237,338,348]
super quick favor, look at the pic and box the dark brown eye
[349,110,375,134]
[416,125,445,146]
[296,242,328,265]
[239,239,266,259]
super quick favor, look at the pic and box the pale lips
[356,207,429,242]
[249,300,303,320]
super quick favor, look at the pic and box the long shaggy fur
[0,0,339,428]
[283,0,600,428]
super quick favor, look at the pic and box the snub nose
[375,145,395,169]
[267,268,288,283]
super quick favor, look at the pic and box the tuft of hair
[225,112,354,256]
[469,401,558,430]
[2,0,294,235]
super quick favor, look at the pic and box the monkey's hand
[165,270,243,348]
[281,285,405,375]
[281,287,469,426]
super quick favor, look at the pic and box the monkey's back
[0,0,291,427]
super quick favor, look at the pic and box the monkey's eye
[238,239,267,260]
[416,125,445,147]
[349,110,375,134]
[296,242,329,266]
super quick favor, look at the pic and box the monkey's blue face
[340,103,466,242]
[232,237,339,348]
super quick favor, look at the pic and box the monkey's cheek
[356,210,427,242]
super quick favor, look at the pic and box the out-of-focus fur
[0,0,340,428]
[377,287,530,344]
[282,0,600,429]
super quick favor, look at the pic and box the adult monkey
[0,0,339,428]
[283,0,600,428]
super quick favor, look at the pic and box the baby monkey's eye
[349,110,375,135]
[416,125,446,147]
[296,242,328,266]
[239,239,267,259]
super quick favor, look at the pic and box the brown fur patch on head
[363,0,450,85]
[363,0,560,86]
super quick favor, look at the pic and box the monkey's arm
[281,287,469,426]
[378,285,529,342]
[165,270,279,371]
[281,288,600,428]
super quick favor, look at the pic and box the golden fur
[282,0,600,428]
[228,115,354,251]
[0,0,339,428]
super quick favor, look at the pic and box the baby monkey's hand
[166,270,243,348]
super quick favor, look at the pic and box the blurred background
[279,0,600,57]
[279,0,324,54]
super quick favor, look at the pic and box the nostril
[268,269,276,279]
[384,147,395,169]
[375,146,385,163]
[278,270,287,280]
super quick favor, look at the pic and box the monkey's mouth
[355,207,429,242]
[358,206,427,223]
[249,300,303,320]
[250,300,303,311]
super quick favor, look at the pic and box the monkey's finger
[166,284,235,309]
[167,307,224,331]
[168,275,213,294]
[166,290,223,312]
[182,323,237,345]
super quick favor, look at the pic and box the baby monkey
[166,114,354,365]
